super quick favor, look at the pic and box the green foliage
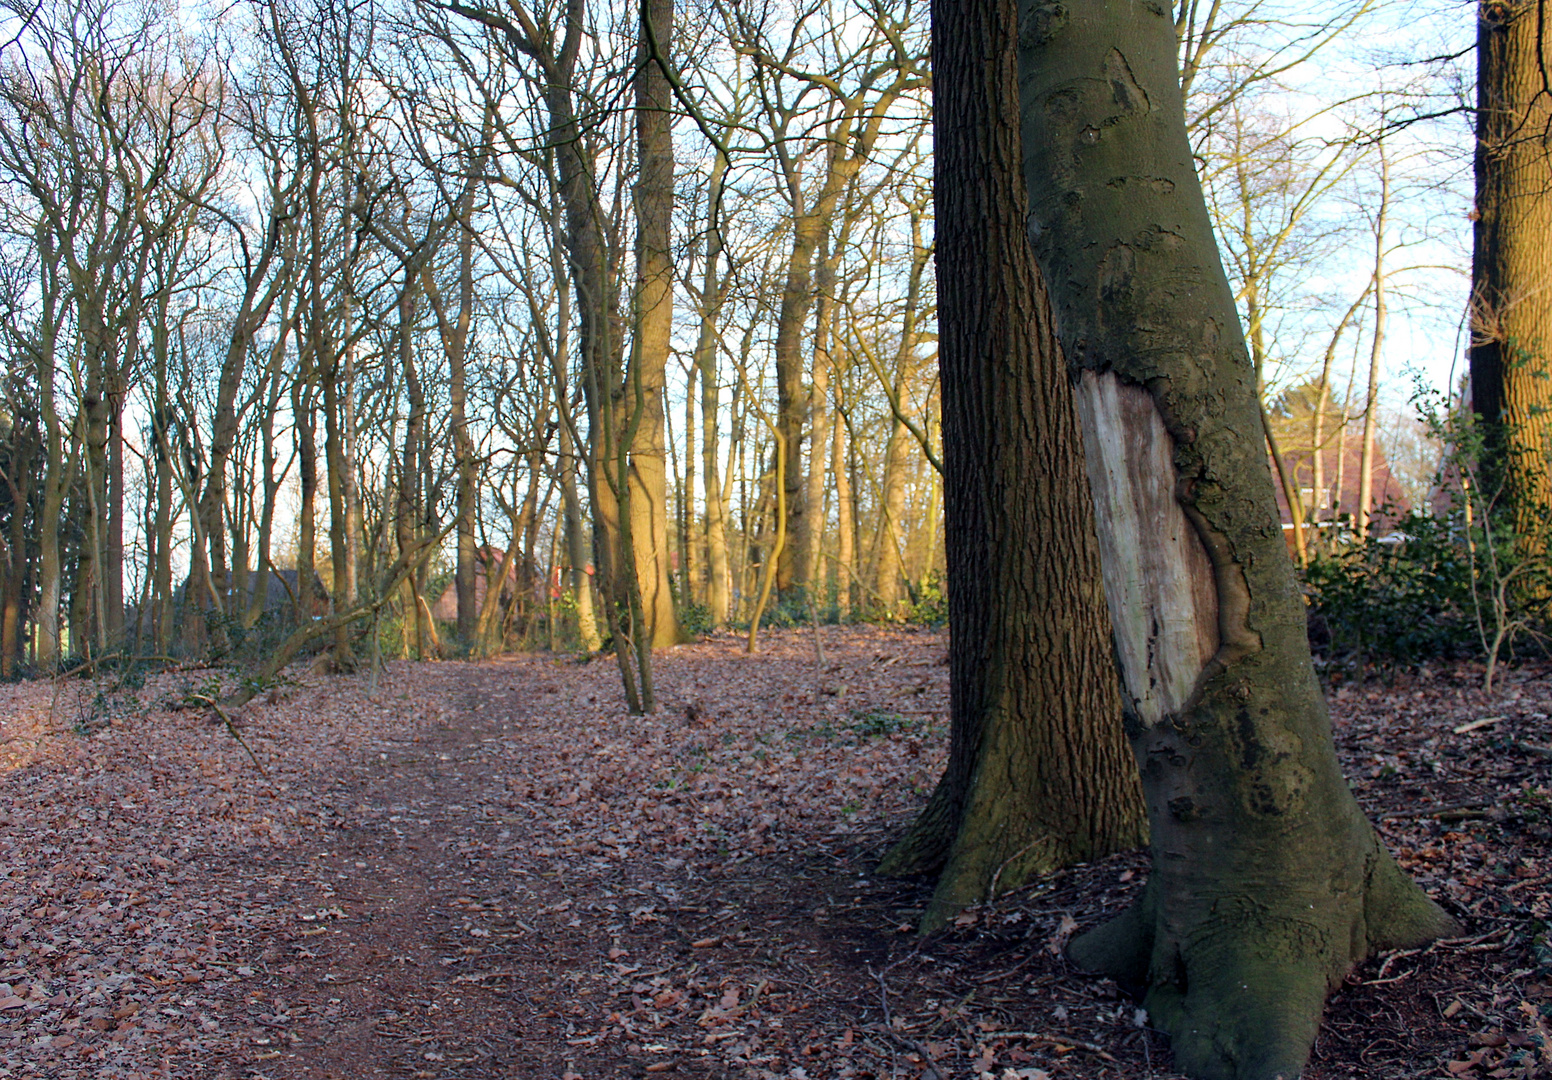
[846,709,914,738]
[786,709,938,745]
[1302,383,1552,683]
[905,573,948,627]
[237,670,297,698]
[1303,509,1478,671]
[676,600,714,639]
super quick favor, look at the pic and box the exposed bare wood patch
[1074,370,1217,726]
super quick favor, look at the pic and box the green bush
[905,573,948,627]
[677,600,714,639]
[1302,510,1479,671]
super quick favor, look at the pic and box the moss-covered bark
[878,0,1147,933]
[1015,3,1458,1077]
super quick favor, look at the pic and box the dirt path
[193,629,1003,1080]
[3,631,1545,1080]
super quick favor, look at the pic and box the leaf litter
[0,630,1548,1078]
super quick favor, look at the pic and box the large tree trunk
[0,431,31,677]
[771,213,825,597]
[1470,0,1552,535]
[629,0,683,648]
[1016,3,1456,1077]
[32,309,68,670]
[878,0,1147,933]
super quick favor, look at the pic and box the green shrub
[1303,510,1478,671]
[905,573,948,627]
[677,600,714,639]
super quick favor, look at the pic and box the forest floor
[0,626,1550,1080]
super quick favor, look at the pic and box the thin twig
[863,1024,945,1080]
[987,836,1048,901]
[189,694,269,778]
[1379,801,1488,820]
[991,1031,1118,1062]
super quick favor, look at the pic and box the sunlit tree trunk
[293,374,319,627]
[628,0,683,648]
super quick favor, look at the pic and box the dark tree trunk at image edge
[1015,3,1457,1077]
[1470,0,1552,537]
[878,0,1148,931]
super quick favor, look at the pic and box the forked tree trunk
[1016,3,1456,1077]
[1471,0,1552,535]
[879,0,1147,932]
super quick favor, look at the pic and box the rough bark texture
[1016,3,1457,1077]
[877,0,1147,934]
[1470,0,1552,534]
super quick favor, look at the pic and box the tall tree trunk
[629,0,683,648]
[82,345,109,653]
[246,325,292,629]
[871,417,908,617]
[1471,0,1552,534]
[32,299,68,669]
[397,277,430,658]
[681,355,697,606]
[1358,146,1389,536]
[879,0,1147,932]
[695,151,732,626]
[450,184,480,646]
[105,377,125,643]
[322,357,355,665]
[294,378,318,627]
[151,333,174,652]
[832,400,854,617]
[771,214,821,597]
[1017,4,1455,1076]
[0,432,31,677]
[801,231,839,595]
